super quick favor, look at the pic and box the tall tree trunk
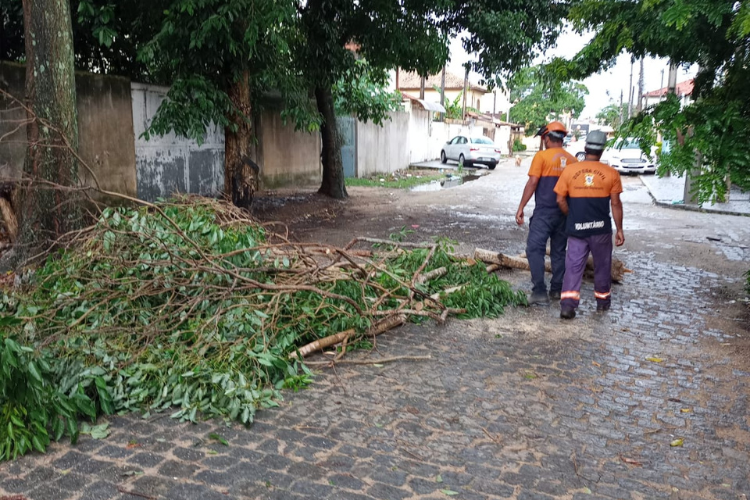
[316,86,347,199]
[224,69,258,211]
[18,0,81,265]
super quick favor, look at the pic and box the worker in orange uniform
[553,131,625,319]
[515,121,577,305]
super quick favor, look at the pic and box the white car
[565,136,588,162]
[440,136,502,170]
[602,138,656,175]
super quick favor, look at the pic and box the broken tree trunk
[474,248,552,273]
[291,314,407,359]
[474,248,631,282]
[0,190,18,243]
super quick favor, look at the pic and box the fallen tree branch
[303,355,432,366]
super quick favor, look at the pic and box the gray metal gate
[337,116,356,178]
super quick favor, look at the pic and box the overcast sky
[446,29,697,119]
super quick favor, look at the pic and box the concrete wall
[131,83,224,202]
[257,97,321,188]
[0,62,137,198]
[356,111,410,176]
[131,85,321,199]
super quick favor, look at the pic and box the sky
[446,29,697,120]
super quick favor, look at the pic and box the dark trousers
[560,233,613,309]
[526,211,567,295]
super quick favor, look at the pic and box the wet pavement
[1,159,748,500]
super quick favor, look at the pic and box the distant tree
[596,103,629,129]
[16,0,83,264]
[508,67,588,135]
[548,0,750,203]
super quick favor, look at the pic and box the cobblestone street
[1,159,748,500]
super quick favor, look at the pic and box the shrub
[512,138,527,152]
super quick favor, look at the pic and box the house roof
[644,79,694,98]
[398,70,487,93]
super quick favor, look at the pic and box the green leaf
[441,490,460,496]
[208,433,229,446]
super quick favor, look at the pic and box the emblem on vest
[560,158,567,168]
[584,173,595,187]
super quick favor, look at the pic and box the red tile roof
[643,79,694,98]
[397,70,487,93]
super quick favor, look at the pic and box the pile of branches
[0,196,526,460]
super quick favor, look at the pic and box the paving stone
[79,481,120,500]
[128,452,166,468]
[366,482,411,500]
[157,460,199,478]
[165,482,232,500]
[27,483,75,500]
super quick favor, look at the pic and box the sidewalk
[640,174,750,216]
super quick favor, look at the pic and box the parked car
[565,135,587,161]
[440,135,502,170]
[601,138,656,175]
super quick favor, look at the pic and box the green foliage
[333,59,403,126]
[512,139,527,152]
[508,67,588,135]
[432,86,464,121]
[0,337,98,460]
[0,197,525,461]
[596,103,629,129]
[546,0,750,203]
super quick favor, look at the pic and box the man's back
[554,160,622,238]
[528,147,578,212]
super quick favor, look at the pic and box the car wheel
[440,151,447,164]
[488,162,497,170]
[459,154,470,168]
[575,152,586,161]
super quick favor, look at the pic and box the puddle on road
[410,173,484,192]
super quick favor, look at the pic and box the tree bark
[18,0,82,264]
[316,86,347,199]
[225,69,258,211]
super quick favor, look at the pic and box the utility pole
[619,89,624,126]
[462,65,469,122]
[419,75,425,100]
[439,65,446,122]
[660,68,665,100]
[627,57,634,118]
[663,62,679,178]
[667,63,678,94]
[637,58,644,113]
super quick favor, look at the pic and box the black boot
[560,307,576,319]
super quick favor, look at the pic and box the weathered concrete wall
[131,83,224,202]
[257,97,321,188]
[0,61,137,197]
[132,86,321,198]
[356,111,410,176]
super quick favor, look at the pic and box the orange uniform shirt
[554,160,623,238]
[528,147,578,212]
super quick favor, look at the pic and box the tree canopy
[596,103,629,129]
[508,66,588,135]
[546,0,750,203]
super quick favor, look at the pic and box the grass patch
[346,171,445,189]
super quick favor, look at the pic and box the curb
[639,178,750,218]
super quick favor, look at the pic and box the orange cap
[534,121,568,137]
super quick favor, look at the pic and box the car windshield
[616,139,640,150]
[471,137,494,144]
